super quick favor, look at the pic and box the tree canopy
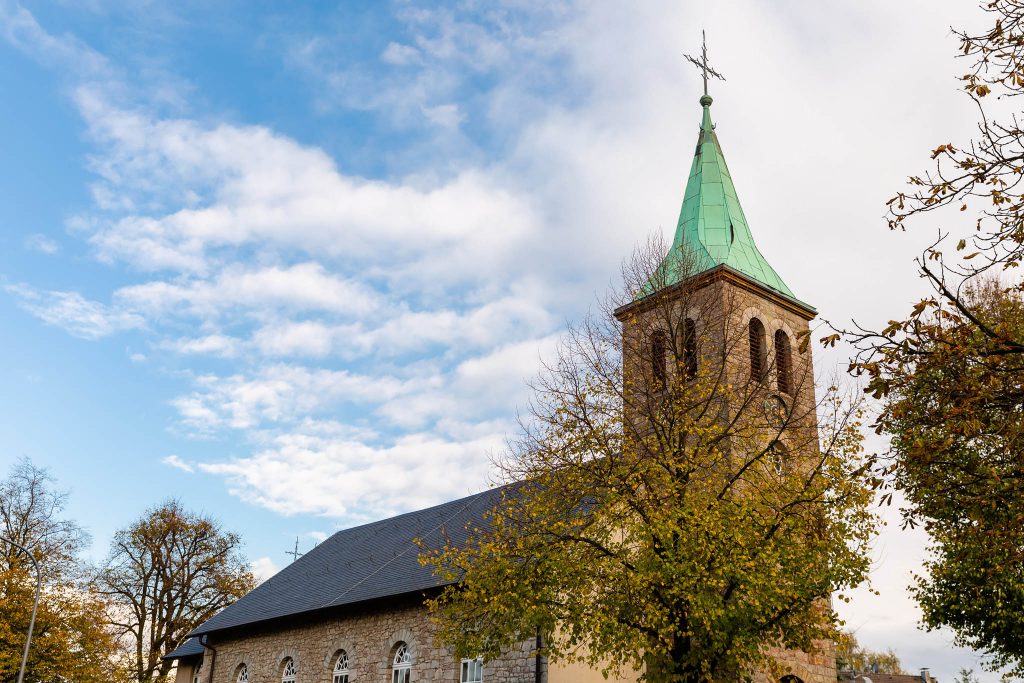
[846,0,1024,674]
[97,500,255,683]
[422,242,878,683]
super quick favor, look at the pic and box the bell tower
[612,74,834,683]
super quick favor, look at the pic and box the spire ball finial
[700,94,713,107]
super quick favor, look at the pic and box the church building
[166,83,833,683]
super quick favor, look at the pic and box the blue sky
[0,0,1002,679]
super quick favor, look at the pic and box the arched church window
[748,318,767,381]
[236,665,249,683]
[193,661,203,683]
[281,657,296,683]
[775,329,793,395]
[683,318,698,379]
[392,642,412,683]
[332,650,350,683]
[651,330,668,390]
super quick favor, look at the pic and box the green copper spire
[658,95,797,300]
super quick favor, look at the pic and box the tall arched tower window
[651,331,668,390]
[683,318,698,379]
[748,318,767,381]
[775,329,793,395]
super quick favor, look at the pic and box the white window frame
[461,657,483,683]
[392,642,412,683]
[332,650,350,683]
[281,657,297,683]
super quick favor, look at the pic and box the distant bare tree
[97,500,255,683]
[0,457,87,582]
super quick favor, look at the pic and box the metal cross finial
[683,30,726,97]
[286,537,303,562]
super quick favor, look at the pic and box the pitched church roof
[658,93,799,302]
[177,486,508,644]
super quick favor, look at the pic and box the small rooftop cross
[683,30,726,98]
[286,537,303,562]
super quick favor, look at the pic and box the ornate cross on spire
[683,30,726,98]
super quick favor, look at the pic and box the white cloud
[6,284,145,339]
[24,233,60,254]
[165,334,241,358]
[161,454,194,473]
[250,556,280,584]
[171,365,433,431]
[199,428,497,519]
[381,42,421,66]
[116,263,380,318]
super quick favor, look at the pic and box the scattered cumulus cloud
[250,556,280,583]
[161,454,195,473]
[24,233,60,254]
[198,428,496,519]
[6,284,145,339]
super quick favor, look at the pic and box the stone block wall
[193,597,539,683]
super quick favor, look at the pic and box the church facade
[167,90,834,683]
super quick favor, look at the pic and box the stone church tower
[612,89,834,683]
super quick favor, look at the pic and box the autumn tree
[0,458,125,683]
[835,630,905,674]
[845,1,1024,674]
[421,241,878,683]
[97,500,255,683]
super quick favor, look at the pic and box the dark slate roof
[164,637,204,660]
[186,486,508,638]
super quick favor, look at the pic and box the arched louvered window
[775,329,793,395]
[651,330,668,390]
[683,318,698,379]
[392,642,412,683]
[748,318,767,381]
[281,658,296,683]
[236,665,249,683]
[332,650,349,683]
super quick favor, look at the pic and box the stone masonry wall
[193,596,539,683]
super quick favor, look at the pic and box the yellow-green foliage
[421,260,877,683]
[0,562,127,683]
